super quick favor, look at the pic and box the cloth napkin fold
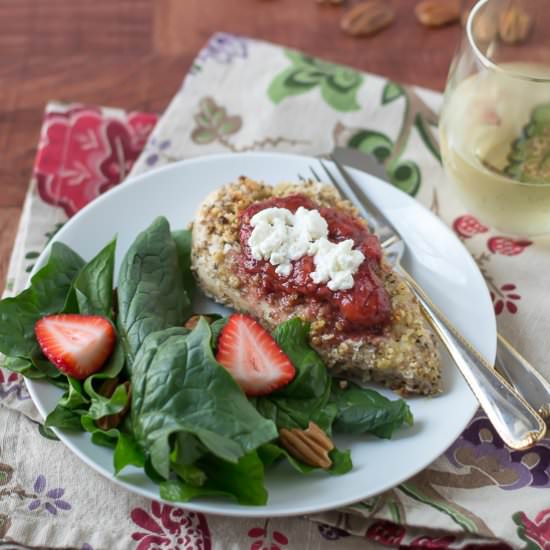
[1,33,549,549]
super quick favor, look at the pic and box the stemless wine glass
[440,0,550,236]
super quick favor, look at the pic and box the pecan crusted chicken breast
[191,176,441,395]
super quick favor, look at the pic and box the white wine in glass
[440,0,550,236]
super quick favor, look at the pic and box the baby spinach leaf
[37,423,59,441]
[210,317,228,348]
[117,217,191,366]
[32,357,65,380]
[45,405,84,431]
[82,339,125,399]
[172,229,195,293]
[329,448,353,475]
[80,415,120,448]
[131,319,277,479]
[58,377,89,410]
[2,357,46,380]
[160,479,232,503]
[0,242,84,359]
[170,462,207,487]
[85,382,129,420]
[69,239,116,317]
[161,451,268,505]
[196,451,268,505]
[330,380,413,438]
[173,432,206,466]
[256,319,335,431]
[272,318,328,399]
[114,432,145,474]
[4,355,64,385]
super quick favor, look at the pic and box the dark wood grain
[0,0,462,293]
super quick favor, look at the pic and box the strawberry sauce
[238,195,391,333]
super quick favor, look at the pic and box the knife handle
[398,265,547,450]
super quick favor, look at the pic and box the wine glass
[439,0,550,236]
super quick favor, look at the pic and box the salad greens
[330,380,414,438]
[66,239,116,318]
[0,242,84,361]
[130,321,277,478]
[0,216,414,506]
[117,217,191,367]
[256,318,337,433]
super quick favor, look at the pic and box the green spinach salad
[0,216,413,506]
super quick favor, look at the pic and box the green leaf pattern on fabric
[382,82,405,104]
[268,50,364,112]
[347,129,422,196]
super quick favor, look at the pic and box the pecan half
[473,12,499,42]
[462,0,499,42]
[279,422,334,469]
[340,1,395,37]
[96,381,132,431]
[499,3,531,44]
[415,0,460,27]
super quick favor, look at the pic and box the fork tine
[308,166,322,183]
[316,161,348,200]
[328,154,401,240]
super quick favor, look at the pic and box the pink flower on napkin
[130,501,211,550]
[514,508,550,549]
[366,520,405,545]
[35,105,157,217]
[452,215,489,239]
[247,525,288,550]
[409,534,455,548]
[488,237,532,257]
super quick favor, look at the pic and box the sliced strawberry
[216,314,296,396]
[35,314,116,380]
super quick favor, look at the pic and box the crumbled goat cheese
[249,206,364,291]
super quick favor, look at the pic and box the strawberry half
[35,314,116,380]
[216,314,296,396]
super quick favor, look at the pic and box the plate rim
[25,151,494,517]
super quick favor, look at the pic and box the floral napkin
[1,33,550,550]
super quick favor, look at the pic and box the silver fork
[305,158,546,451]
[329,147,550,421]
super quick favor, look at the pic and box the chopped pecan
[340,1,395,37]
[96,381,132,431]
[499,3,531,44]
[279,421,334,469]
[415,0,460,27]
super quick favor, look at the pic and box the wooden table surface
[0,0,463,293]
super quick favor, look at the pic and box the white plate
[26,152,496,517]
